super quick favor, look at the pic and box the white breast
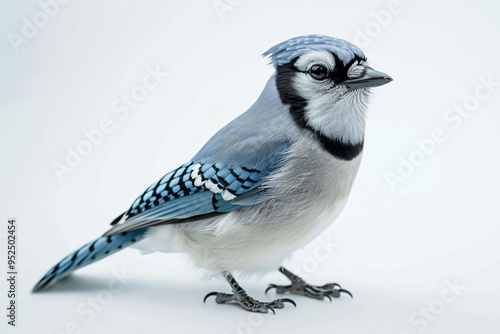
[257,134,362,255]
[136,135,362,276]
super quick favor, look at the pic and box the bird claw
[266,278,353,301]
[280,298,297,307]
[265,284,281,294]
[337,288,353,298]
[318,282,341,290]
[265,283,292,295]
[203,290,295,313]
[203,291,219,303]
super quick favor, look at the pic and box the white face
[292,50,371,145]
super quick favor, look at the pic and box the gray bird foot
[204,291,295,314]
[204,272,296,314]
[266,266,353,301]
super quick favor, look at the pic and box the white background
[1,0,499,333]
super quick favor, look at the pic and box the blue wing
[103,141,289,236]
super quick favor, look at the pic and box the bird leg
[266,266,353,301]
[204,272,296,314]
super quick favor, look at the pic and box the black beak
[344,67,392,90]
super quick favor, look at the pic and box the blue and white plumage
[34,34,392,313]
[263,34,365,67]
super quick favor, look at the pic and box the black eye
[308,64,329,81]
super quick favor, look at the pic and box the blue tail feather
[32,228,146,292]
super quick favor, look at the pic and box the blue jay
[33,34,392,313]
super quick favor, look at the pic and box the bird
[33,34,392,313]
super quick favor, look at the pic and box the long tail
[32,228,147,292]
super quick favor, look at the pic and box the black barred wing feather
[103,161,270,236]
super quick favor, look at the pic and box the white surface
[1,0,499,333]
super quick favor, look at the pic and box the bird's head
[263,35,392,146]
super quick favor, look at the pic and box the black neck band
[276,61,363,161]
[306,126,364,160]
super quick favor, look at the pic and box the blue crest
[262,34,365,68]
